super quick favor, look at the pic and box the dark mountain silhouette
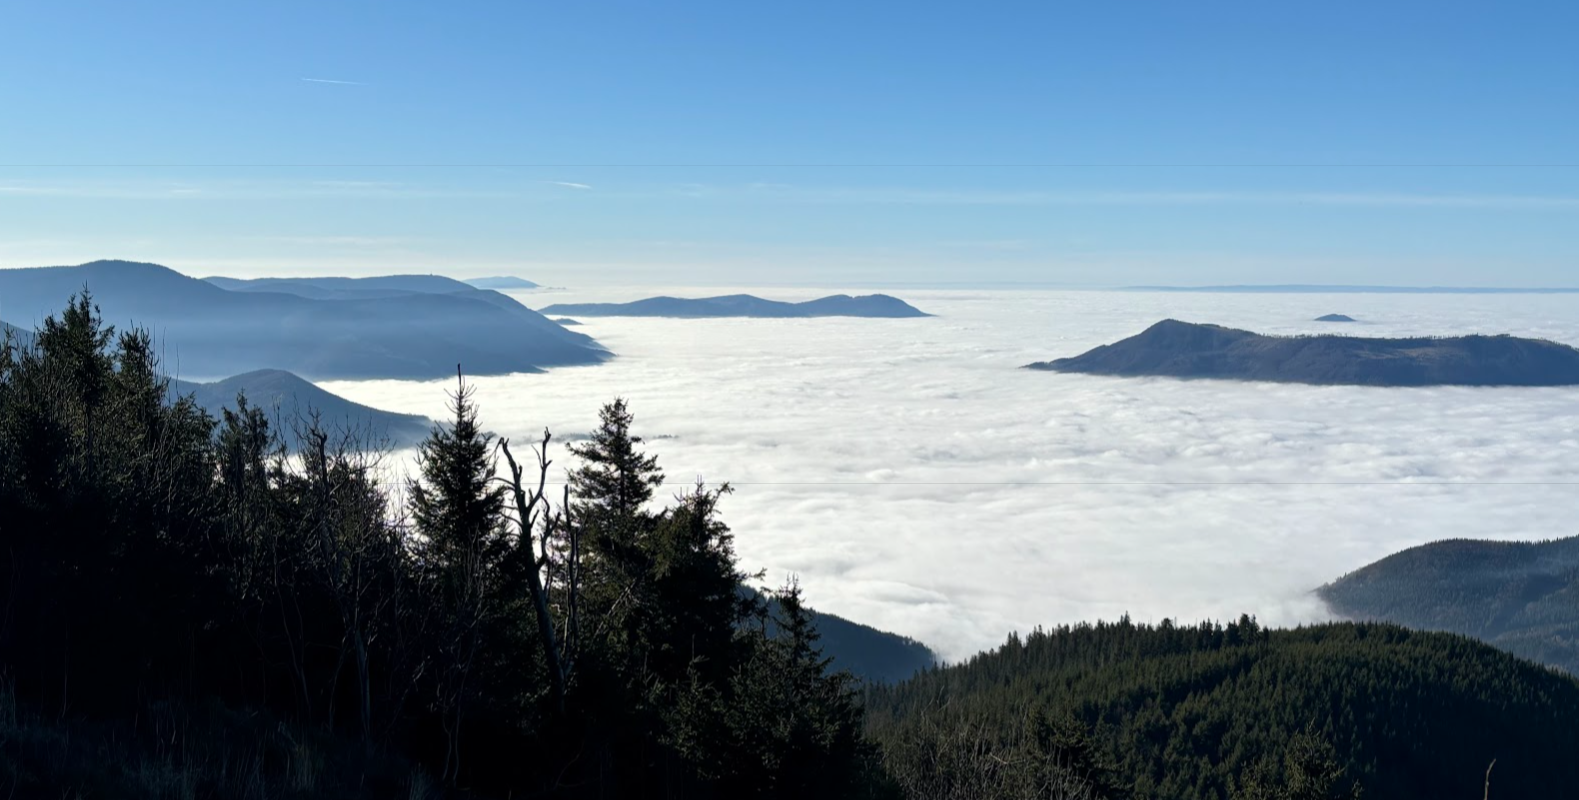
[466,276,541,289]
[1315,313,1356,322]
[541,293,931,318]
[553,318,583,326]
[1321,536,1579,675]
[171,369,432,448]
[812,609,937,684]
[1025,319,1579,386]
[0,260,609,380]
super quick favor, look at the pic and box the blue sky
[1,0,1576,285]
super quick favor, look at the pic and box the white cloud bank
[322,288,1579,662]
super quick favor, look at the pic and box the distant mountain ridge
[540,293,931,318]
[1026,319,1579,386]
[1320,536,1579,676]
[1127,284,1579,294]
[5,314,427,446]
[204,274,477,300]
[171,369,432,448]
[0,260,608,380]
[465,276,540,289]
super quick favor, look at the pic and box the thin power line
[4,163,1579,169]
[524,480,1579,487]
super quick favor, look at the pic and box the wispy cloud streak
[732,185,1579,209]
[301,77,365,85]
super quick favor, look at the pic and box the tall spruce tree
[567,397,663,528]
[408,372,507,783]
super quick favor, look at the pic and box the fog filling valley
[321,288,1579,662]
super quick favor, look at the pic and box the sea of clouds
[321,287,1579,663]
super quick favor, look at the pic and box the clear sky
[2,0,1576,286]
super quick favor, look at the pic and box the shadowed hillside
[1320,536,1579,675]
[812,610,937,684]
[172,369,432,449]
[1026,319,1579,386]
[743,587,937,684]
[542,293,931,318]
[0,260,608,379]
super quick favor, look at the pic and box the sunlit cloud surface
[321,288,1579,661]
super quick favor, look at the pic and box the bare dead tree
[498,430,572,713]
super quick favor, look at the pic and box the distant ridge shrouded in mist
[465,276,541,290]
[0,260,608,380]
[541,293,931,318]
[1127,284,1579,294]
[171,369,432,449]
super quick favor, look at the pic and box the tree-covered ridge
[865,617,1579,800]
[1320,536,1579,675]
[798,600,938,684]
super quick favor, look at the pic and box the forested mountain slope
[1321,536,1579,675]
[746,587,937,684]
[866,617,1579,800]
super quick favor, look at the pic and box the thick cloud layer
[321,288,1579,662]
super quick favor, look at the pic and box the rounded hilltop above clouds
[1315,313,1357,322]
[1026,319,1579,387]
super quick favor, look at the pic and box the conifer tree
[408,372,506,782]
[567,396,663,528]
